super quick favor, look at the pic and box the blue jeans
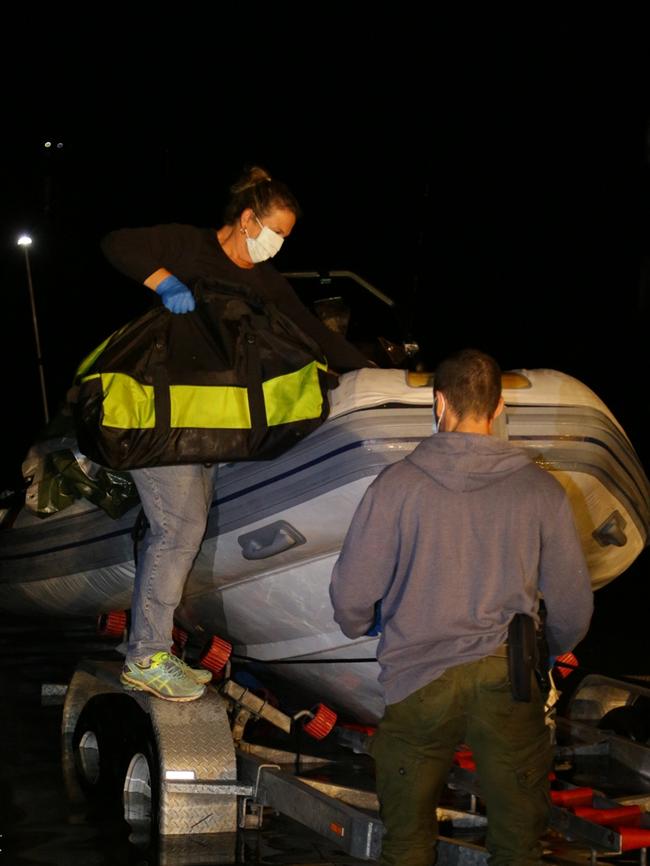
[127,463,216,663]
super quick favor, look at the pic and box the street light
[17,235,49,425]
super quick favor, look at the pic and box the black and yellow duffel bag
[70,279,330,470]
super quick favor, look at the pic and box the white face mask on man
[245,215,284,263]
[432,394,446,434]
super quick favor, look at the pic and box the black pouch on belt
[534,600,552,696]
[507,613,538,702]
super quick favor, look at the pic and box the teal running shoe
[170,654,213,685]
[120,651,206,701]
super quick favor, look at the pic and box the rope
[231,654,377,665]
[554,659,650,688]
[231,655,650,688]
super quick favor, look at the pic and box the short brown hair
[434,348,501,420]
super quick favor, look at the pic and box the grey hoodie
[330,432,593,705]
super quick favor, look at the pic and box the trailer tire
[72,698,124,799]
[122,733,160,838]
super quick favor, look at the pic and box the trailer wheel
[72,699,123,798]
[76,728,101,787]
[123,734,160,837]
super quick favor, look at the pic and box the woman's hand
[154,275,195,314]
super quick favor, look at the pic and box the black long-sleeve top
[101,223,370,372]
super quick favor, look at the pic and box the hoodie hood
[406,432,533,492]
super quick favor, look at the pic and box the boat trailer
[59,654,650,865]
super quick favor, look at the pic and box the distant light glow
[17,235,33,247]
[44,141,52,148]
[56,142,63,149]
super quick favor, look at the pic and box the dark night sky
[1,21,649,478]
[0,17,649,674]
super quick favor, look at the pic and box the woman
[101,165,371,701]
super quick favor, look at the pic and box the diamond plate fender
[62,659,237,835]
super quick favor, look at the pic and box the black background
[1,17,649,673]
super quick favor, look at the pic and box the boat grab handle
[237,520,307,560]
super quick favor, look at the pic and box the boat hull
[1,368,648,722]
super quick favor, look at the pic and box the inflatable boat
[1,365,648,722]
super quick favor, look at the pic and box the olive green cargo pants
[370,654,552,866]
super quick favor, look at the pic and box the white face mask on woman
[245,215,284,263]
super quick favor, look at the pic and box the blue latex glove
[156,275,195,314]
[365,602,382,637]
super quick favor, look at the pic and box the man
[329,348,593,866]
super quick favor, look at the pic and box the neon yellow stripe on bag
[101,373,156,429]
[263,361,326,426]
[170,385,252,429]
[75,325,129,379]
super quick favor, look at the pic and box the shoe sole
[120,672,205,702]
